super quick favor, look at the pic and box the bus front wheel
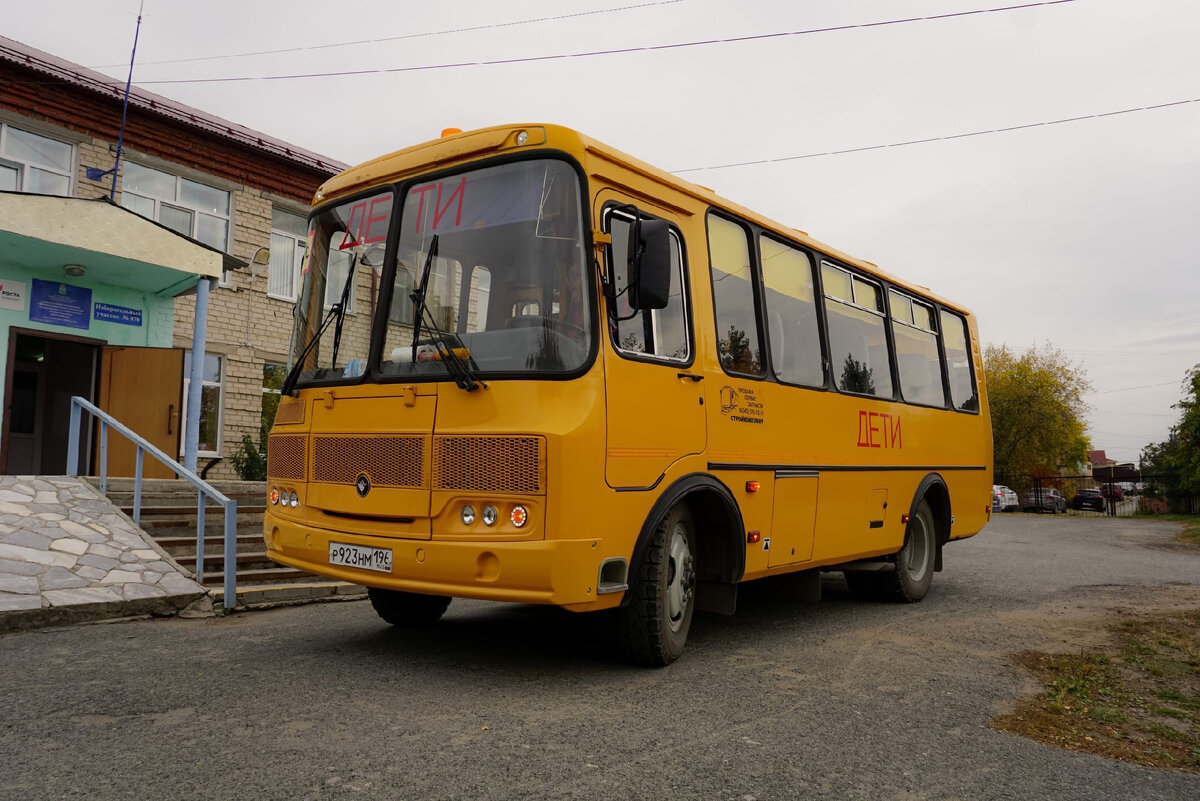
[368,588,452,627]
[619,504,697,666]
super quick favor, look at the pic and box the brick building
[0,35,348,479]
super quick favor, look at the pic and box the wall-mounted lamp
[64,264,87,278]
[249,246,271,278]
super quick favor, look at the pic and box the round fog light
[510,505,528,528]
[461,505,476,525]
[482,506,498,526]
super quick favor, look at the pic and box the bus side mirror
[629,218,671,310]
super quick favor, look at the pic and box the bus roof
[315,123,972,317]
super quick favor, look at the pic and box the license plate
[329,542,393,573]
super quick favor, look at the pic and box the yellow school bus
[263,124,992,664]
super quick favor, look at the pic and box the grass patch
[1180,521,1200,547]
[993,608,1200,773]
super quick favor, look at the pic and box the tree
[1140,364,1200,498]
[984,343,1092,477]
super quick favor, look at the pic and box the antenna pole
[109,1,144,201]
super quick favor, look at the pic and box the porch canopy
[0,192,239,296]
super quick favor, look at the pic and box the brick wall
[2,58,343,481]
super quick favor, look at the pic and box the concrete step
[200,566,321,586]
[86,477,266,506]
[211,581,368,609]
[154,533,265,557]
[177,550,283,573]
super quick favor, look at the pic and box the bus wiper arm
[409,235,438,362]
[281,300,343,397]
[329,253,357,368]
[407,236,483,392]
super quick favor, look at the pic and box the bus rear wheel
[844,498,936,603]
[619,504,697,666]
[368,588,451,627]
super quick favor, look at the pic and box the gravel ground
[1,514,1197,800]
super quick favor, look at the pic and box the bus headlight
[482,506,498,526]
[288,491,299,508]
[461,505,476,526]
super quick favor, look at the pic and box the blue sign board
[93,302,143,327]
[29,279,91,330]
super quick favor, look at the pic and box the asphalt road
[2,515,1198,800]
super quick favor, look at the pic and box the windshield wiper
[409,236,485,392]
[280,253,358,397]
[280,299,343,397]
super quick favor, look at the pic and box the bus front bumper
[264,515,617,609]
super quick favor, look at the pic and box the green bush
[229,433,267,481]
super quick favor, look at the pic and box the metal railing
[66,395,238,609]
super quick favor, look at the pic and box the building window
[268,209,308,301]
[120,162,230,254]
[0,124,73,196]
[181,351,223,457]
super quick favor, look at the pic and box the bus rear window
[941,310,978,412]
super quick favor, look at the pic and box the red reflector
[901,514,911,524]
[745,481,761,493]
[747,530,761,544]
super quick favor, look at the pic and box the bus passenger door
[600,203,705,488]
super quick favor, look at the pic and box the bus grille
[433,436,543,494]
[272,398,305,425]
[313,435,425,488]
[267,434,307,481]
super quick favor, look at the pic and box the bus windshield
[287,158,591,389]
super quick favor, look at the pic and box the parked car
[1072,488,1106,511]
[1022,487,1067,513]
[1100,483,1124,501]
[1118,481,1137,496]
[992,484,1018,512]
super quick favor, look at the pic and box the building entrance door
[98,346,184,479]
[2,330,101,475]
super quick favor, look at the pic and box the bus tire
[886,498,937,602]
[618,504,697,666]
[368,588,451,627]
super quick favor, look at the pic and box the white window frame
[268,208,308,302]
[180,352,224,459]
[0,123,74,196]
[121,162,232,283]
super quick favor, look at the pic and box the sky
[5,0,1198,464]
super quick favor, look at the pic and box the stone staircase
[84,477,365,607]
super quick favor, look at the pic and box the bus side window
[889,290,946,408]
[606,211,690,361]
[708,214,762,376]
[759,235,824,387]
[822,262,894,398]
[941,309,979,412]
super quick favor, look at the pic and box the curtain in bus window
[759,236,823,387]
[941,310,979,411]
[708,215,761,375]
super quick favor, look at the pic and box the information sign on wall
[93,302,143,327]
[0,278,26,311]
[29,279,91,330]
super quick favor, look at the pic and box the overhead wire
[125,1,1077,85]
[673,98,1200,172]
[92,0,687,69]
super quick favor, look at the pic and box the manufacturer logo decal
[355,474,371,497]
